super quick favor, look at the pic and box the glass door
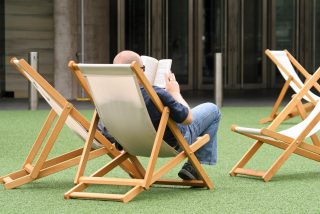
[167,0,192,88]
[270,0,297,87]
[111,0,192,88]
[0,0,4,96]
[125,0,150,55]
[225,0,267,89]
[240,0,266,88]
[197,0,224,89]
[109,0,150,61]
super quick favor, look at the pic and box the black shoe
[178,162,200,180]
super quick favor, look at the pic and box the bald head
[113,50,143,66]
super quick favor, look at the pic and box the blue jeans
[183,103,221,165]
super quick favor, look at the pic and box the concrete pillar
[54,0,78,99]
[84,0,109,63]
[151,0,164,59]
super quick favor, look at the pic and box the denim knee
[203,102,221,123]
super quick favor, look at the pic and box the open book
[141,55,172,88]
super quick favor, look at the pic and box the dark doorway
[0,0,4,97]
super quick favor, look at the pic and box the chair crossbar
[233,168,265,177]
[79,177,144,186]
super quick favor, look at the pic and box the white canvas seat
[65,61,213,202]
[0,58,139,190]
[77,64,177,157]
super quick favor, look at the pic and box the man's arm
[165,73,192,125]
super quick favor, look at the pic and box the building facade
[1,0,320,99]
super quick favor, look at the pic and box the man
[101,50,221,180]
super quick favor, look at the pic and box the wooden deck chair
[64,62,213,202]
[230,66,320,181]
[0,58,140,190]
[259,49,320,124]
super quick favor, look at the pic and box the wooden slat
[0,169,28,182]
[79,177,143,186]
[42,148,88,168]
[3,177,13,184]
[23,164,34,174]
[122,186,144,203]
[64,183,88,199]
[155,179,205,187]
[4,175,34,190]
[233,168,265,177]
[69,192,124,201]
[38,148,107,179]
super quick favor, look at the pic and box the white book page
[153,59,172,88]
[141,55,158,84]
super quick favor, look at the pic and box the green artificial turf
[0,108,320,213]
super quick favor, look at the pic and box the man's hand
[165,72,180,94]
[165,72,192,124]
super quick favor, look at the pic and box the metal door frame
[117,0,193,89]
[196,0,225,90]
[224,0,268,89]
[239,0,267,89]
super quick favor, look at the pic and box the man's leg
[179,103,221,179]
[187,102,220,164]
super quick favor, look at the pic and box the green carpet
[0,108,319,213]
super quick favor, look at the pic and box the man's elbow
[182,111,192,125]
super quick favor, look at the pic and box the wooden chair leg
[23,109,57,167]
[230,141,263,176]
[296,100,320,146]
[127,155,146,178]
[30,103,72,179]
[144,107,169,188]
[167,120,213,189]
[74,110,99,183]
[263,140,302,181]
[259,78,291,124]
[65,151,145,202]
[151,135,209,186]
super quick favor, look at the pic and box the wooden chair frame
[230,66,320,181]
[259,49,320,124]
[68,60,93,101]
[0,58,139,190]
[64,62,214,202]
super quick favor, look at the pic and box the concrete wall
[84,0,109,63]
[53,0,79,99]
[54,0,109,99]
[4,0,109,99]
[5,0,54,98]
